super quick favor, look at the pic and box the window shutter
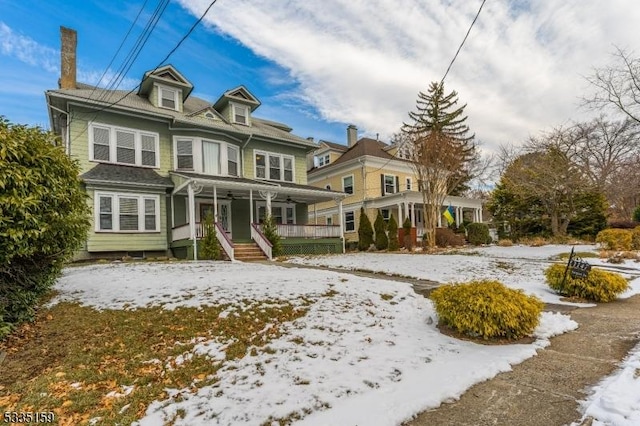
[381,174,385,196]
[396,176,400,193]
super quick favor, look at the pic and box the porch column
[266,191,272,216]
[397,203,403,224]
[213,186,218,223]
[404,201,409,223]
[411,203,416,227]
[456,207,461,227]
[338,199,345,253]
[478,208,483,223]
[188,182,197,260]
[249,189,254,224]
[314,204,317,224]
[170,194,175,229]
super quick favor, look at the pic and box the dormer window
[204,111,215,119]
[316,153,330,167]
[232,103,250,125]
[157,85,180,111]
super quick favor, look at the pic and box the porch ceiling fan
[226,190,235,200]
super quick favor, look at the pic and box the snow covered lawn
[52,260,577,425]
[287,244,640,305]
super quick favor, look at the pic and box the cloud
[0,22,138,91]
[178,0,640,152]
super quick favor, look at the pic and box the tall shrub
[374,210,388,250]
[467,223,492,245]
[262,214,282,257]
[200,212,222,260]
[357,208,374,251]
[402,216,413,249]
[387,213,399,251]
[633,206,640,223]
[0,118,90,338]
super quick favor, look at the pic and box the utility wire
[366,0,486,175]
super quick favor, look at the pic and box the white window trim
[255,201,296,224]
[173,136,240,177]
[230,102,250,126]
[94,192,160,233]
[254,150,296,183]
[406,177,412,191]
[384,174,397,195]
[89,122,159,168]
[342,174,354,194]
[156,83,181,111]
[325,215,333,226]
[344,211,356,232]
[316,153,330,167]
[227,145,239,177]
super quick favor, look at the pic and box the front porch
[169,172,345,260]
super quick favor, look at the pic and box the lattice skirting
[280,242,342,256]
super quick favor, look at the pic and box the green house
[46,29,345,261]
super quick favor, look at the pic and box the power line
[367,0,487,175]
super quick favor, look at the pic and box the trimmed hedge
[430,280,544,340]
[467,223,492,245]
[544,263,629,302]
[595,229,632,251]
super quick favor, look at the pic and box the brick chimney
[347,124,358,148]
[59,26,77,89]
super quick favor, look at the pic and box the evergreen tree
[374,210,388,250]
[387,213,399,251]
[357,208,374,251]
[200,211,221,260]
[262,214,282,257]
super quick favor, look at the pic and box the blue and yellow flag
[443,206,454,225]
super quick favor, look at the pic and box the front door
[200,202,232,238]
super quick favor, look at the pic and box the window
[95,192,160,233]
[227,145,239,176]
[89,123,159,168]
[176,139,193,170]
[345,211,355,232]
[384,174,397,195]
[202,140,220,175]
[158,86,179,110]
[317,153,330,167]
[256,202,295,224]
[326,216,333,226]
[254,151,295,182]
[325,184,332,190]
[381,209,390,222]
[342,175,354,194]
[406,177,412,191]
[232,103,249,125]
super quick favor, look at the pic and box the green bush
[374,210,388,250]
[467,223,492,245]
[435,227,465,247]
[357,208,374,251]
[0,118,90,338]
[595,228,632,251]
[430,280,543,340]
[544,263,629,302]
[387,213,399,251]
[262,214,282,257]
[200,212,222,260]
[633,206,640,223]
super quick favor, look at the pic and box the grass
[0,298,309,425]
[555,251,600,260]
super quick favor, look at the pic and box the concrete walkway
[278,260,640,426]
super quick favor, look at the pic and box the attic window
[158,86,180,111]
[232,104,249,125]
[204,112,215,120]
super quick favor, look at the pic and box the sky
[1,0,640,153]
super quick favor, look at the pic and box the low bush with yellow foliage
[430,280,544,340]
[544,263,629,302]
[595,229,632,251]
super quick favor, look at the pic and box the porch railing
[251,223,273,260]
[215,222,235,261]
[275,224,342,239]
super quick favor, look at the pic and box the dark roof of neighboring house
[309,138,393,174]
[81,163,174,188]
[320,140,348,152]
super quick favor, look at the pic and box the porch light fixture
[286,196,293,204]
[227,191,235,200]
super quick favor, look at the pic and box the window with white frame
[256,202,295,224]
[326,215,333,225]
[381,208,390,222]
[384,174,397,194]
[176,139,194,170]
[227,145,239,176]
[344,211,355,232]
[174,138,239,176]
[158,85,180,110]
[90,123,159,168]
[316,153,330,167]
[254,150,295,182]
[406,177,412,191]
[342,175,354,194]
[202,140,220,175]
[232,103,249,125]
[95,192,160,232]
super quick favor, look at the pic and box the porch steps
[233,242,268,261]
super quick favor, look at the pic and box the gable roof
[308,138,394,175]
[319,140,348,152]
[213,85,261,111]
[138,65,194,100]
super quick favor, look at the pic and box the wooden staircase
[233,242,268,261]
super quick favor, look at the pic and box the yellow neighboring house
[307,126,484,243]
